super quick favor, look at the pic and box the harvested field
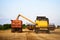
[0,29,60,40]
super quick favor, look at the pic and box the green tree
[0,25,3,30]
[22,24,27,29]
[2,24,11,30]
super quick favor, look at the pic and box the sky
[0,0,60,25]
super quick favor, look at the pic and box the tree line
[0,24,27,30]
[0,24,11,30]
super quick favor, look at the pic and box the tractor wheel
[11,28,16,33]
[46,28,50,33]
[34,28,39,33]
[46,30,50,33]
[35,30,38,33]
[18,28,22,32]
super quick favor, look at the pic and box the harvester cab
[35,16,50,33]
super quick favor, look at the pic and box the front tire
[46,28,50,33]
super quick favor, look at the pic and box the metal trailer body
[11,20,22,32]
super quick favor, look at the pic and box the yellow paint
[35,20,48,27]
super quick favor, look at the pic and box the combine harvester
[11,14,55,33]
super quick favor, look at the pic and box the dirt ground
[0,29,60,40]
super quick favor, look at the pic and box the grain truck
[11,20,22,32]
